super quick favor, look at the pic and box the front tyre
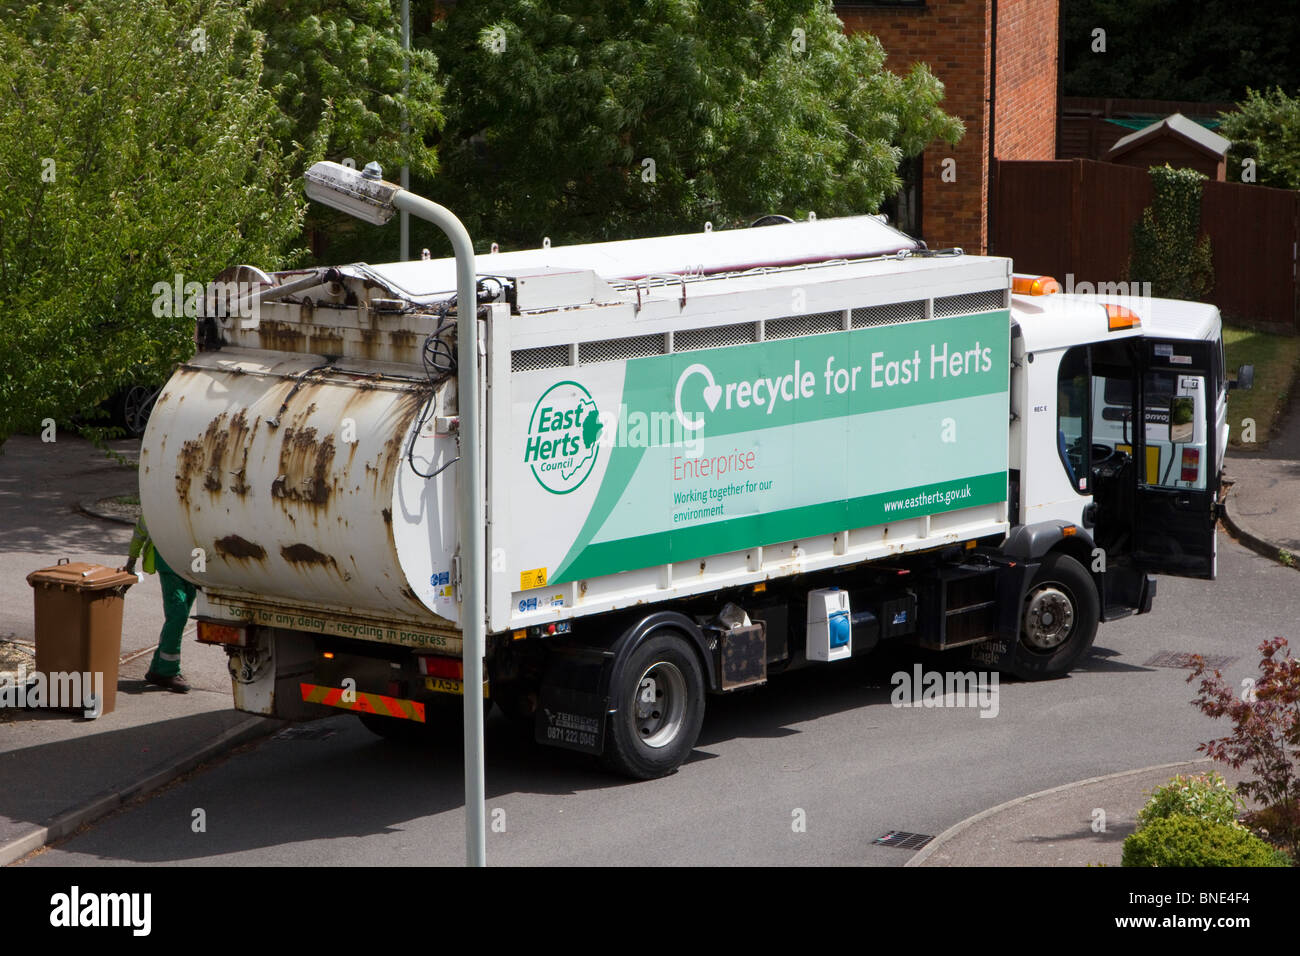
[601,632,706,779]
[1005,552,1100,680]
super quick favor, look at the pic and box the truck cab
[1010,283,1239,585]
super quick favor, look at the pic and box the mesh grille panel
[851,299,926,328]
[934,289,1006,318]
[674,323,758,352]
[511,344,569,372]
[579,333,665,365]
[764,310,844,340]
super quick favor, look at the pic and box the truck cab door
[1133,339,1219,580]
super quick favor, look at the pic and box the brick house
[837,0,1059,253]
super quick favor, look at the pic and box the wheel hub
[1023,586,1074,650]
[632,661,686,749]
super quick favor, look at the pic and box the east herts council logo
[526,381,603,494]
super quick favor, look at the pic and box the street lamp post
[400,0,410,261]
[304,160,486,867]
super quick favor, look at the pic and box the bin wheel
[601,632,705,779]
[1005,552,1099,680]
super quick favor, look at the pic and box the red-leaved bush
[1188,638,1300,860]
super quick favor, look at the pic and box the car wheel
[122,384,161,437]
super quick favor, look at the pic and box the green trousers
[150,552,197,677]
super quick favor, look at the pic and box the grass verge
[1224,325,1300,447]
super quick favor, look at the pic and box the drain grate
[873,830,934,850]
[274,726,337,741]
[1144,651,1237,670]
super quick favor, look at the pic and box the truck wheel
[601,632,706,780]
[1006,552,1099,680]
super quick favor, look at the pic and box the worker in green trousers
[125,517,196,693]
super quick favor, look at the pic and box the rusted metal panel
[202,591,463,654]
[140,350,461,634]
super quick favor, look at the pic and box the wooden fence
[991,158,1298,333]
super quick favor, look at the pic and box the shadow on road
[21,639,1131,865]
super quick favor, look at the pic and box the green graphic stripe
[553,471,1006,584]
[647,311,1010,440]
[551,443,647,581]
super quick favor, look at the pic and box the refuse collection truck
[138,212,1245,778]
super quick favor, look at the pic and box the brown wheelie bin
[26,559,136,716]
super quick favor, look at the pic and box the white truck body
[144,216,1026,645]
[139,214,1229,776]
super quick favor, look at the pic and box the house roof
[1108,112,1231,160]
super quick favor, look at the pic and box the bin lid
[26,561,138,591]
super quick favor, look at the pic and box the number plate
[425,677,489,697]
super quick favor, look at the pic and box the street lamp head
[304,161,399,226]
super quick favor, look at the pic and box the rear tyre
[601,632,706,780]
[1005,552,1099,680]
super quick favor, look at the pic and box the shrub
[1137,772,1245,830]
[1128,164,1214,302]
[1122,816,1290,867]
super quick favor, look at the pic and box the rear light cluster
[417,655,463,680]
[1181,448,1200,483]
[196,620,247,646]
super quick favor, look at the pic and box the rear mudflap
[535,644,613,755]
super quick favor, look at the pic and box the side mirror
[1168,395,1195,444]
[1229,364,1255,391]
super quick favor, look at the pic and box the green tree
[1218,88,1300,190]
[425,0,962,253]
[1061,0,1300,102]
[251,0,444,264]
[0,0,310,444]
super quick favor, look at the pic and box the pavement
[1220,388,1300,563]
[0,396,1296,866]
[0,433,279,866]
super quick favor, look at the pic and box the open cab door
[1133,338,1219,579]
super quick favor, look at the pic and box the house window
[881,154,923,239]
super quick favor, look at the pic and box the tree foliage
[254,0,441,179]
[426,0,963,252]
[1061,0,1300,102]
[1218,88,1300,191]
[0,0,310,442]
[252,0,444,265]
